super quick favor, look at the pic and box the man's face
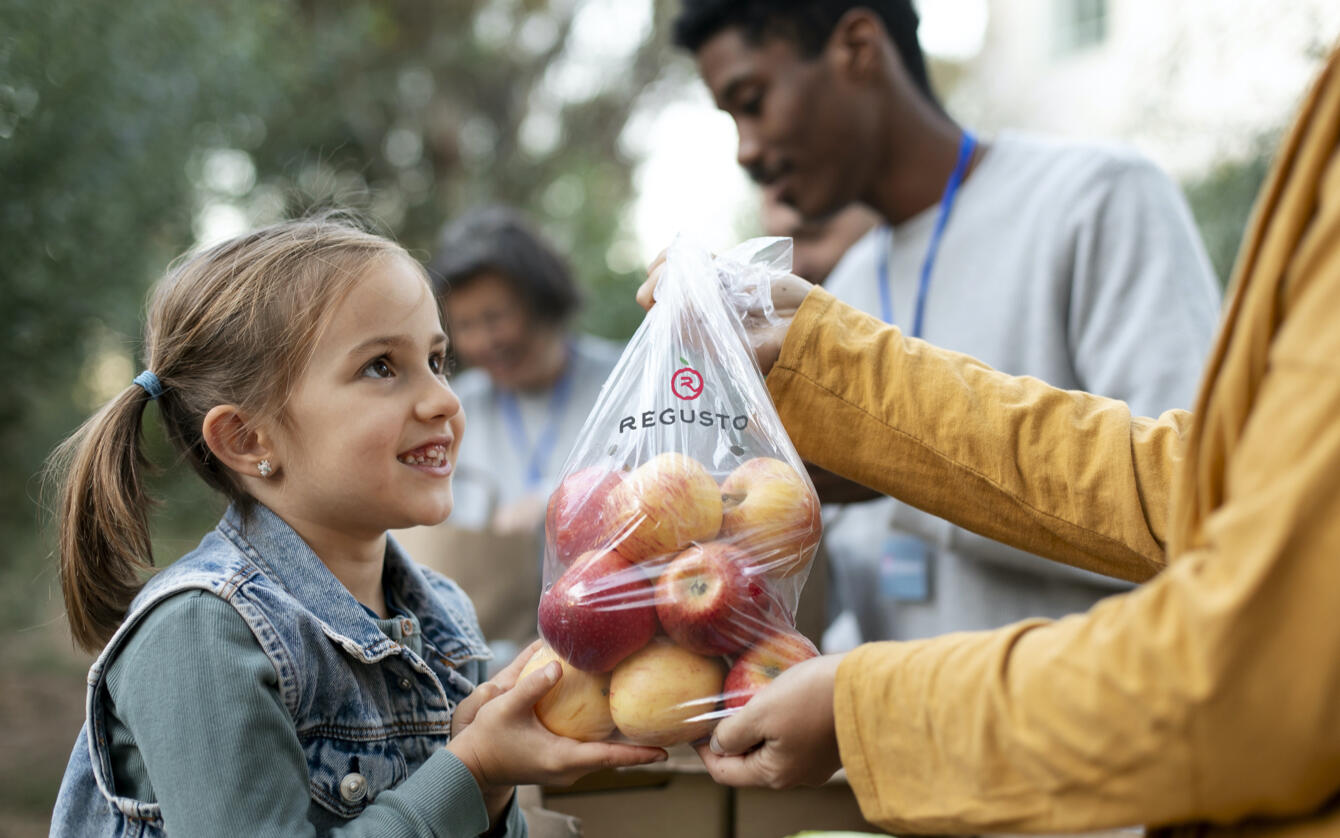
[698,28,871,220]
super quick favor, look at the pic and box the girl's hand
[449,639,545,826]
[636,250,814,377]
[452,639,543,739]
[449,662,668,791]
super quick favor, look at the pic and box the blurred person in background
[674,0,1222,650]
[428,206,621,536]
[395,206,621,669]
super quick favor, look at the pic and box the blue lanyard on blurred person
[877,130,977,338]
[497,354,576,491]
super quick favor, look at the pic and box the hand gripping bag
[531,237,821,747]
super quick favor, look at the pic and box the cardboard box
[518,785,583,837]
[735,776,877,838]
[542,747,877,838]
[542,752,730,838]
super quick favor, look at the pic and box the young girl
[48,216,667,837]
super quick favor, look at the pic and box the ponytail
[48,384,158,653]
[46,214,407,653]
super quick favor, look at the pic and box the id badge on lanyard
[879,532,932,602]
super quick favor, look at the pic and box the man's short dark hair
[428,206,581,326]
[672,0,935,104]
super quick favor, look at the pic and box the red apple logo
[719,457,821,578]
[546,467,624,566]
[603,452,722,563]
[672,366,704,401]
[537,549,657,672]
[654,541,783,657]
[722,627,820,711]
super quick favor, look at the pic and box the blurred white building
[945,0,1340,177]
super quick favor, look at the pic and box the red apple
[519,643,615,742]
[719,457,821,578]
[609,638,726,747]
[654,541,783,657]
[722,627,820,711]
[538,549,657,672]
[604,452,722,563]
[546,467,624,566]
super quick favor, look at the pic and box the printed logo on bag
[616,355,749,434]
[671,366,704,401]
[617,407,750,434]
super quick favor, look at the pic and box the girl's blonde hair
[49,215,417,652]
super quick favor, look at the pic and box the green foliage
[1,0,299,618]
[1182,138,1278,289]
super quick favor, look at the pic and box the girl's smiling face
[264,253,465,545]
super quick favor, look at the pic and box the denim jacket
[51,503,496,836]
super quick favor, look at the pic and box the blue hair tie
[133,370,164,401]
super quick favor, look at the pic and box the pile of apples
[530,452,822,747]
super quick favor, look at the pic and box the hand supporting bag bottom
[533,237,821,747]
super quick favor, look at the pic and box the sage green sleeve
[106,590,523,837]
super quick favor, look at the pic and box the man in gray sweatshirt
[673,0,1221,644]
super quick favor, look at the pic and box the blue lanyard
[877,130,977,338]
[497,351,576,491]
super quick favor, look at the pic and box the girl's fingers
[543,741,668,785]
[499,660,562,712]
[491,639,544,692]
[572,741,668,769]
[465,681,501,711]
[453,681,501,731]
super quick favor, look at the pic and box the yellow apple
[604,452,723,563]
[719,457,821,578]
[519,643,616,742]
[608,637,726,747]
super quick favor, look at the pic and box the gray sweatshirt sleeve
[1066,154,1222,418]
[105,591,522,838]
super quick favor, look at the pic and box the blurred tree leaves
[1,0,289,592]
[0,0,674,617]
[1182,136,1276,289]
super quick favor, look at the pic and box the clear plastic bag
[532,237,821,747]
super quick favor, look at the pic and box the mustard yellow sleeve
[830,341,1340,832]
[767,287,1183,583]
[777,53,1340,831]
